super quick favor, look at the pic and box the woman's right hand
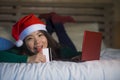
[27,53,46,63]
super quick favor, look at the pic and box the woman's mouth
[34,45,43,53]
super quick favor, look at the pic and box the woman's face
[25,30,48,53]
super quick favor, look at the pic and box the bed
[0,48,120,80]
[0,1,120,80]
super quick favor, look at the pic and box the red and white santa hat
[12,14,47,47]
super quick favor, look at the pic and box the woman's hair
[20,30,61,60]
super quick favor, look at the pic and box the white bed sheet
[0,48,120,80]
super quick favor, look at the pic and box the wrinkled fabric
[0,48,120,80]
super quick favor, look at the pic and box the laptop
[81,30,102,61]
[44,30,102,62]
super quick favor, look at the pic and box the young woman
[0,14,80,63]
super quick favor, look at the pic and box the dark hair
[20,30,61,60]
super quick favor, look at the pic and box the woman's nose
[34,38,40,44]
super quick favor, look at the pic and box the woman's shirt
[0,47,80,63]
[0,49,27,63]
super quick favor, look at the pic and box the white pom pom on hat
[15,39,23,47]
[12,14,47,47]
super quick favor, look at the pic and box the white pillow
[52,23,106,51]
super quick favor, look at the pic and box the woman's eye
[26,37,33,41]
[38,34,43,37]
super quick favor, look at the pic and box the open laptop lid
[81,30,102,61]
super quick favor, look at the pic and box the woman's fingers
[38,54,46,62]
[27,53,46,63]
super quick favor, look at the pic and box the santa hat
[12,14,47,47]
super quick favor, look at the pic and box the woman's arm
[60,47,80,59]
[0,49,46,63]
[0,51,28,63]
[0,50,28,63]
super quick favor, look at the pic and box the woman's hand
[71,55,81,62]
[27,52,46,63]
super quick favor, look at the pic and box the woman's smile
[25,30,48,53]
